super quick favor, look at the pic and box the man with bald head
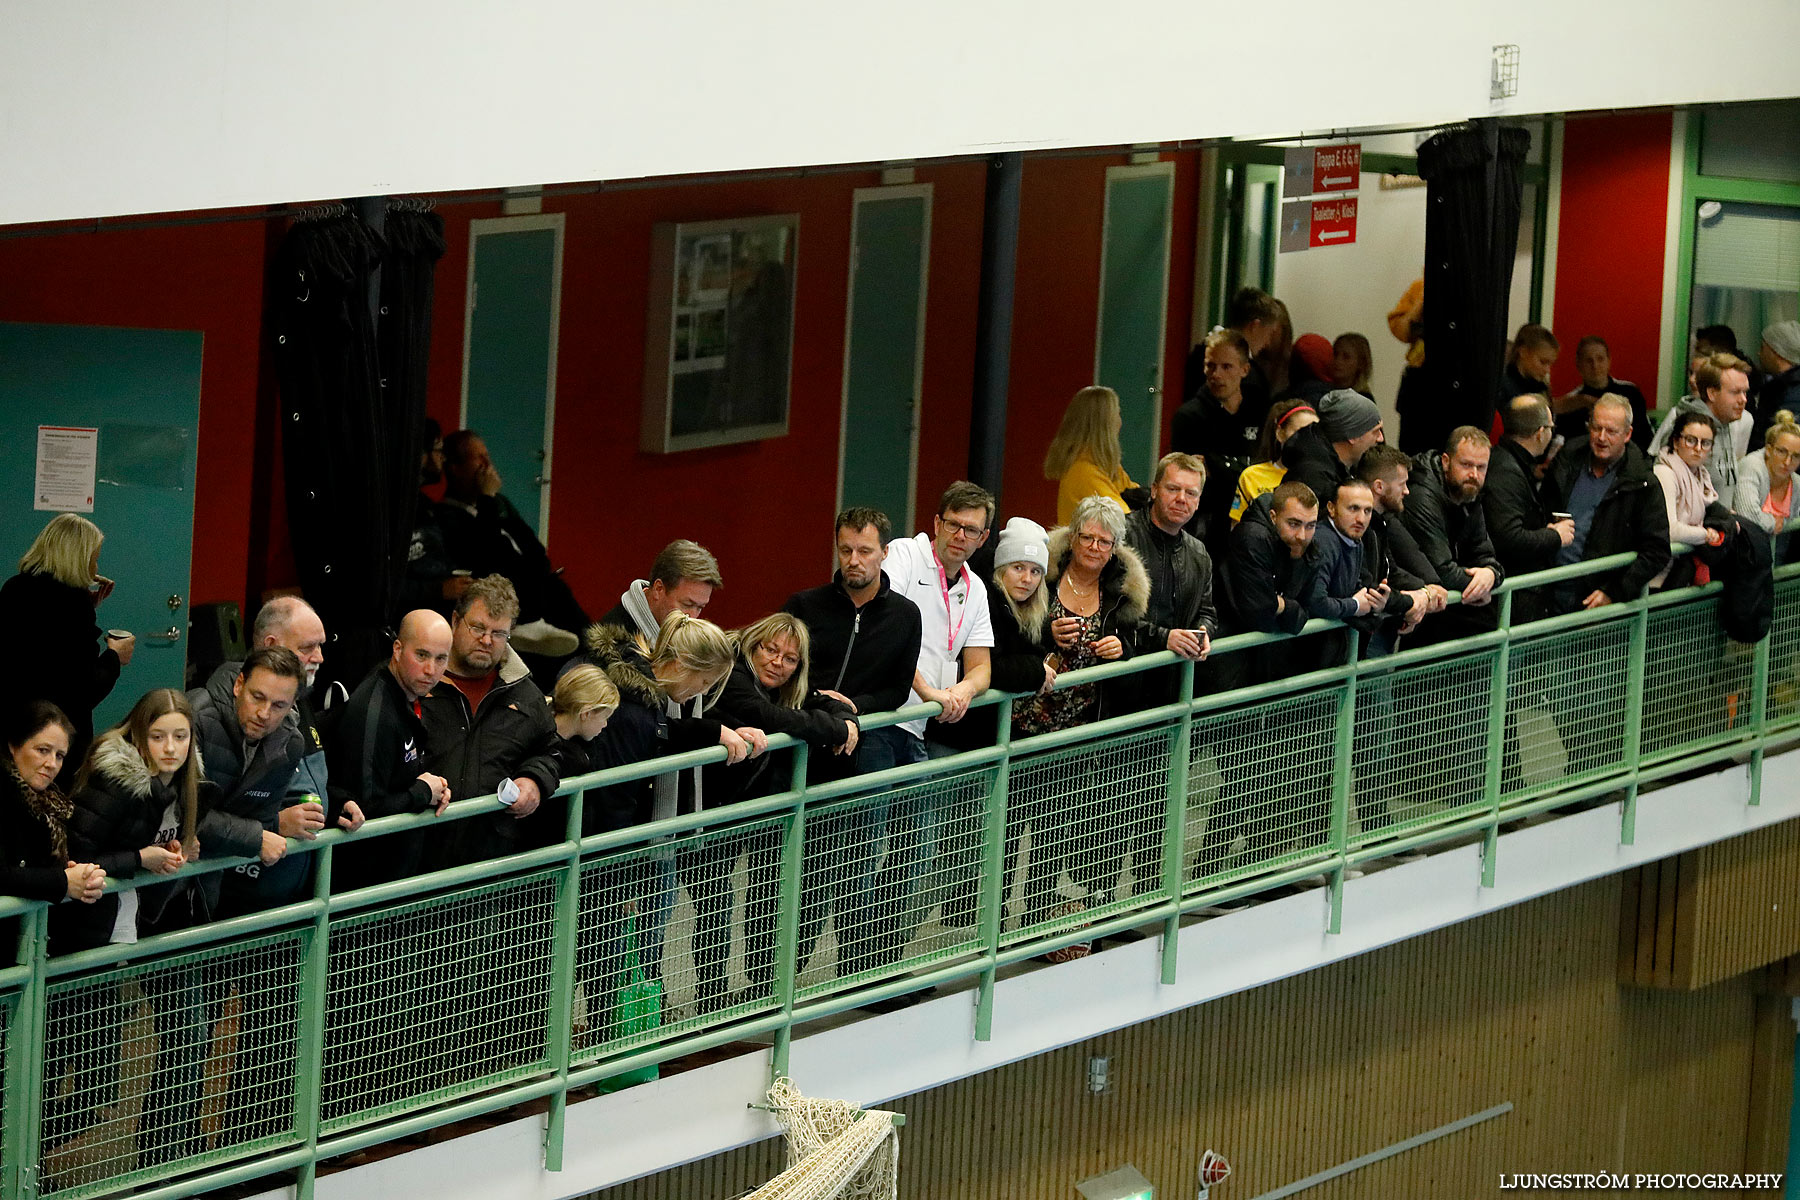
[327,609,455,891]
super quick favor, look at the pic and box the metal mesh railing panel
[1187,687,1341,888]
[40,931,302,1197]
[1002,725,1174,946]
[1502,620,1632,798]
[321,871,557,1132]
[1348,650,1495,846]
[1767,576,1800,731]
[0,988,11,1177]
[789,766,990,1000]
[1641,596,1755,758]
[656,814,789,1030]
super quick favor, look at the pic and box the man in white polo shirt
[855,481,997,1002]
[879,479,997,758]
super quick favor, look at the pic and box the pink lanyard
[930,545,968,656]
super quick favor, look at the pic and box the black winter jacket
[1400,452,1507,594]
[701,660,856,808]
[418,647,560,868]
[1123,506,1220,653]
[0,571,122,764]
[930,574,1056,752]
[1540,440,1672,602]
[2,762,72,958]
[189,663,307,910]
[57,730,243,952]
[1220,493,1334,683]
[1280,423,1351,507]
[780,574,922,719]
[327,664,438,889]
[578,625,722,834]
[1482,438,1561,578]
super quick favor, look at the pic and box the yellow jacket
[1056,456,1138,526]
[1230,461,1287,523]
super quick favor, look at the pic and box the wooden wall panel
[1623,821,1800,990]
[591,879,1780,1200]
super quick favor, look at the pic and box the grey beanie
[1319,388,1383,442]
[1764,320,1800,366]
[993,516,1050,572]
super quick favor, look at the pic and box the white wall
[3,1,1800,226]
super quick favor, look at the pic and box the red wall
[1550,111,1675,408]
[0,218,278,613]
[0,150,1198,634]
[1002,152,1200,523]
[421,163,987,629]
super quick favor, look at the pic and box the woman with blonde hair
[1735,410,1800,562]
[682,612,855,1011]
[576,612,768,1036]
[0,513,136,784]
[1044,385,1141,525]
[1332,332,1375,398]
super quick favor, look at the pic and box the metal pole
[1327,638,1359,936]
[1749,622,1773,808]
[542,789,585,1171]
[5,907,48,1200]
[968,153,1023,495]
[770,745,810,1081]
[1480,591,1514,887]
[1160,660,1196,985]
[975,696,1014,1041]
[292,845,333,1200]
[1620,597,1650,844]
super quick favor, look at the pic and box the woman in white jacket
[1651,410,1725,587]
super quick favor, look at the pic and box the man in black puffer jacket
[187,646,307,917]
[1399,428,1506,644]
[1539,394,1671,613]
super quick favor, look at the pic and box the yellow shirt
[1230,461,1287,523]
[1056,456,1138,526]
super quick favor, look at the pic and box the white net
[739,1077,899,1200]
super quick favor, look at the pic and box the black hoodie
[780,573,922,719]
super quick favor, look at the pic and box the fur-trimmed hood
[1043,525,1151,626]
[581,622,671,712]
[87,726,204,799]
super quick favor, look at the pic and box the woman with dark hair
[1229,397,1320,524]
[0,513,136,784]
[3,701,105,931]
[683,612,855,1011]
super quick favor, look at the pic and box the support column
[968,153,1023,495]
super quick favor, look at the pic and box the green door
[462,215,564,538]
[0,322,203,730]
[1095,163,1175,480]
[839,185,931,532]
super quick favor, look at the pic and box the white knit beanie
[993,517,1050,572]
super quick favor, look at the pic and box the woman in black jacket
[56,688,248,1167]
[575,614,763,1044]
[0,514,136,786]
[3,702,105,923]
[683,612,855,1011]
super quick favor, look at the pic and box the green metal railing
[4,553,1800,1200]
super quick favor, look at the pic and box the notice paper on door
[35,425,99,513]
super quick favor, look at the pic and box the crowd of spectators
[3,294,1797,1168]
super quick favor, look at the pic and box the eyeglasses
[1076,533,1116,551]
[940,517,988,541]
[1676,434,1714,450]
[464,621,512,643]
[1769,445,1800,461]
[755,644,800,668]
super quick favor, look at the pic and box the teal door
[462,214,564,538]
[0,322,203,731]
[1095,163,1175,480]
[839,185,931,532]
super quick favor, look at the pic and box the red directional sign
[1310,144,1361,193]
[1309,196,1358,247]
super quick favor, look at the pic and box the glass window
[1691,200,1800,342]
[1699,101,1800,184]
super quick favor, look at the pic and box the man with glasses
[419,574,561,869]
[1649,354,1755,495]
[854,482,996,1004]
[1542,395,1671,614]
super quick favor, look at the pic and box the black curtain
[271,206,441,689]
[1414,123,1532,454]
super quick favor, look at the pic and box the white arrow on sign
[1317,230,1352,241]
[1320,174,1357,187]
